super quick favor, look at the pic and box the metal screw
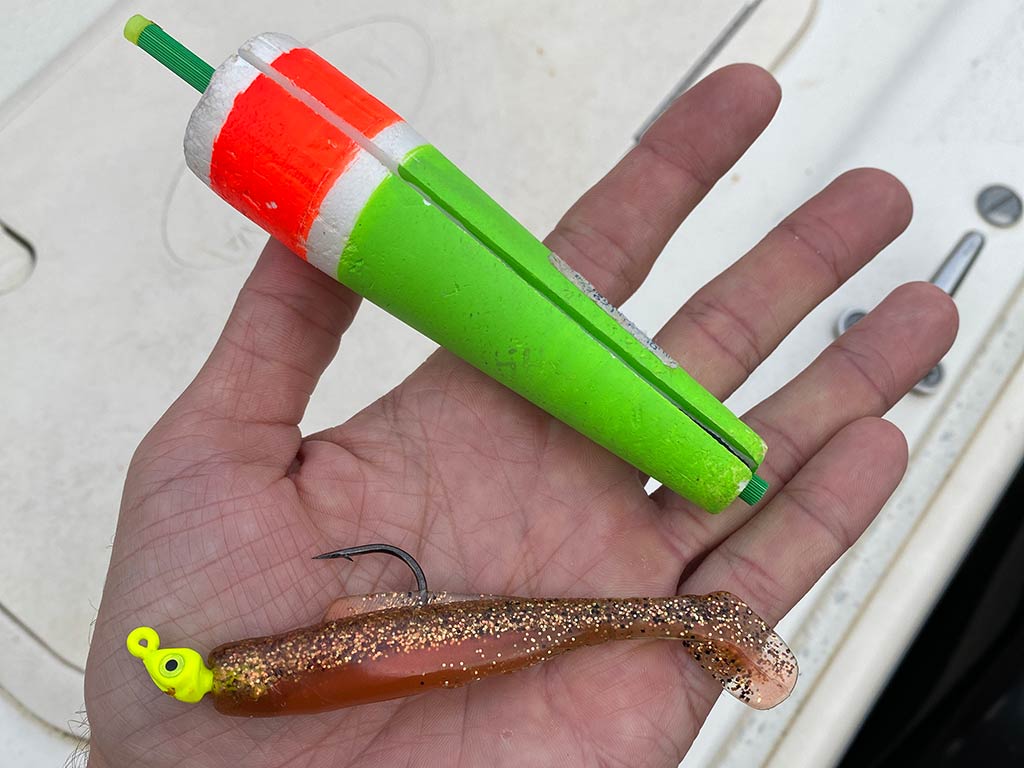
[914,363,944,395]
[835,308,867,337]
[976,184,1022,228]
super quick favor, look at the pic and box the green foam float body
[127,18,768,512]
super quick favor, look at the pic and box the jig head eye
[160,653,185,678]
[127,626,214,704]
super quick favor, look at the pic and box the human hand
[84,65,957,767]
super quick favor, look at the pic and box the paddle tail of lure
[128,591,797,716]
[124,18,769,513]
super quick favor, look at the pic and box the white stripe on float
[369,121,428,166]
[304,148,389,278]
[238,32,301,66]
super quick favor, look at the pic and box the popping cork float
[124,16,768,513]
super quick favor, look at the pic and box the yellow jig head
[126,626,213,704]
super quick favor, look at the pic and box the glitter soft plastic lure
[128,545,798,716]
[121,15,771,513]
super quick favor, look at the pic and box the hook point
[313,543,428,603]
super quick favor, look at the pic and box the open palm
[84,66,956,767]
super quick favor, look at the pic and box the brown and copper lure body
[127,545,798,717]
[212,590,797,716]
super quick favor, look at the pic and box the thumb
[182,239,361,429]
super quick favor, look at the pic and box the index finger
[545,64,781,305]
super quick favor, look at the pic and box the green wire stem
[124,15,214,92]
[738,474,769,506]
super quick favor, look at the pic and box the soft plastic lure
[122,16,770,513]
[128,545,797,716]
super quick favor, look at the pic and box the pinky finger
[678,417,909,625]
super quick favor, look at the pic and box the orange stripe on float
[270,48,402,247]
[271,47,401,141]
[208,56,361,257]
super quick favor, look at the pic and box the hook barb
[314,543,428,603]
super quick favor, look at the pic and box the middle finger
[653,168,913,397]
